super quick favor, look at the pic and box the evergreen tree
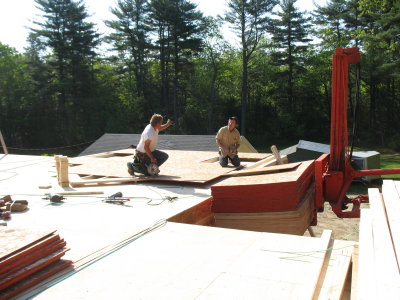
[31,0,100,142]
[271,0,311,113]
[225,0,277,135]
[149,0,205,128]
[106,0,151,99]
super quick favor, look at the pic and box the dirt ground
[303,201,370,242]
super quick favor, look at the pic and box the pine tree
[149,0,205,127]
[31,0,100,142]
[106,0,151,99]
[225,0,277,135]
[271,0,311,113]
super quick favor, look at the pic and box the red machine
[314,47,400,219]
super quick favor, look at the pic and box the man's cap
[229,116,239,123]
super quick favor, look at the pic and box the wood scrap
[271,145,284,165]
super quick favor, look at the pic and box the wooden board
[0,260,72,300]
[382,180,400,272]
[317,241,354,300]
[359,188,400,299]
[357,209,377,300]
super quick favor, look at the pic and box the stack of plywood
[211,160,315,235]
[358,180,400,299]
[0,228,71,299]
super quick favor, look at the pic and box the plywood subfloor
[69,149,271,184]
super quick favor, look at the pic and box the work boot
[127,162,135,176]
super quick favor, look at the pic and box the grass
[380,153,400,179]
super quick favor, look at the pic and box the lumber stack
[0,228,71,299]
[211,160,315,235]
[211,160,315,213]
[357,180,400,299]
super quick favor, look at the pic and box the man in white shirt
[128,114,172,175]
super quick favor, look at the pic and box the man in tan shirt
[215,116,241,167]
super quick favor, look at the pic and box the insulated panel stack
[0,228,71,299]
[210,160,315,235]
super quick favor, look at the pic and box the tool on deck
[127,151,160,176]
[0,195,29,212]
[0,210,11,220]
[43,194,65,203]
[103,192,130,205]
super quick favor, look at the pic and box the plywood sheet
[24,223,336,300]
[68,150,271,184]
[211,160,315,213]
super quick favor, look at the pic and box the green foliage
[0,0,399,155]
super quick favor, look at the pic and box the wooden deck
[2,153,399,299]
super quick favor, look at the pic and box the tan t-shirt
[216,126,240,158]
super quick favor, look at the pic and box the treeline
[0,0,399,152]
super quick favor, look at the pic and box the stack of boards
[358,180,400,299]
[211,160,315,235]
[0,228,71,299]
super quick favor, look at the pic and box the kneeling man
[215,116,241,167]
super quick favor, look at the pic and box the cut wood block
[271,145,284,165]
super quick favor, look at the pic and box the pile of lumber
[358,180,400,299]
[211,160,315,212]
[211,160,315,235]
[0,228,71,299]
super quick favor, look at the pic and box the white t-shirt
[137,124,159,153]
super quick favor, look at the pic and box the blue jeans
[219,152,240,167]
[143,150,169,167]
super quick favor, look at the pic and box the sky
[0,0,325,53]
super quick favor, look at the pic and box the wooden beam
[271,145,283,165]
[382,180,400,272]
[0,130,8,155]
[358,209,377,300]
[368,188,400,298]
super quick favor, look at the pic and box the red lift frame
[314,47,400,220]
